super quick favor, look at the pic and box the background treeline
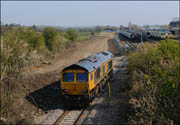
[127,39,179,124]
[1,23,118,34]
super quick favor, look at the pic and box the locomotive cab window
[63,73,74,82]
[76,73,88,82]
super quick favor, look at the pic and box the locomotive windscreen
[63,73,74,82]
[76,73,88,82]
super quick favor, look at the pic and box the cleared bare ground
[27,33,114,75]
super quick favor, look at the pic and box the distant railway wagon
[119,30,135,39]
[146,31,169,39]
[60,51,113,103]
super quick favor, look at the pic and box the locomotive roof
[62,51,113,72]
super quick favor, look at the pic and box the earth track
[27,33,114,75]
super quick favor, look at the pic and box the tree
[91,31,95,35]
[32,25,37,31]
[43,27,57,51]
[134,25,140,30]
[64,29,79,42]
[14,28,45,50]
[120,25,125,30]
[161,25,169,29]
[1,31,31,121]
[28,33,44,50]
[95,26,104,32]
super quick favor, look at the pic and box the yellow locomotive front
[61,68,89,96]
[60,50,113,103]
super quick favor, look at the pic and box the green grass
[78,32,91,41]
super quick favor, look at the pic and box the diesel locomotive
[60,51,113,103]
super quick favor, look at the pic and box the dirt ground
[7,33,117,123]
[26,33,114,75]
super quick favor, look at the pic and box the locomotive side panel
[91,59,113,87]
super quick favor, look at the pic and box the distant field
[78,32,91,41]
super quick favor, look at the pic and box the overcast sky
[1,1,179,27]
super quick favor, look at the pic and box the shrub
[52,34,64,53]
[91,31,95,35]
[28,32,44,50]
[43,27,57,51]
[1,31,31,121]
[127,39,180,124]
[64,29,79,42]
[14,27,45,51]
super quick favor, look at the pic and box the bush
[1,31,31,121]
[14,27,45,51]
[127,39,180,124]
[91,31,95,35]
[28,32,44,50]
[43,27,57,51]
[64,29,79,42]
[52,34,64,52]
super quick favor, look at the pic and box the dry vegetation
[126,39,180,124]
[0,26,92,123]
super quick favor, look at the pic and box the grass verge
[78,32,91,41]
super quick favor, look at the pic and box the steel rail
[54,110,69,125]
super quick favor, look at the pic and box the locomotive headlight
[63,89,69,93]
[82,89,88,93]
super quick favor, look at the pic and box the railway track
[55,108,87,125]
[54,81,109,125]
[124,41,136,49]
